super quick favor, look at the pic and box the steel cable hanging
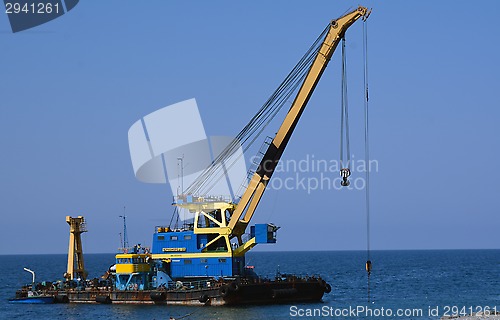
[363,19,372,304]
[200,51,320,197]
[188,31,326,196]
[201,65,314,198]
[185,25,330,197]
[340,37,352,187]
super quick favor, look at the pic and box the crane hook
[340,168,351,187]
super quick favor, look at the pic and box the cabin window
[218,258,226,263]
[117,258,132,264]
[170,236,178,241]
[158,236,165,240]
[184,235,192,240]
[200,258,208,263]
[118,275,129,283]
[184,259,192,264]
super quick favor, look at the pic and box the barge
[12,216,330,305]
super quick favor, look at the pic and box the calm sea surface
[0,250,498,319]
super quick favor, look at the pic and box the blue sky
[0,1,499,254]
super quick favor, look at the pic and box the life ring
[324,283,332,293]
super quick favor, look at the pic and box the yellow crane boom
[228,6,370,239]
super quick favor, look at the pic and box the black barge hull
[16,278,330,305]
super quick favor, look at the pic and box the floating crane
[227,7,370,242]
[11,7,372,305]
[149,6,371,278]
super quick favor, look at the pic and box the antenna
[177,155,184,195]
[119,206,129,250]
[177,155,186,227]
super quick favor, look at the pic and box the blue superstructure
[151,230,202,254]
[151,228,248,278]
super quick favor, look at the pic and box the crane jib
[228,6,370,235]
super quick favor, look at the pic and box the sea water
[0,250,498,319]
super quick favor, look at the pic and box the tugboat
[11,6,369,305]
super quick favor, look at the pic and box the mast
[65,216,87,280]
[119,209,129,250]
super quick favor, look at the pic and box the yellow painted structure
[115,253,151,274]
[175,6,371,257]
[227,7,371,239]
[65,216,87,280]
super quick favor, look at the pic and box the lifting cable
[186,25,331,197]
[169,206,178,229]
[339,37,351,187]
[363,19,372,304]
